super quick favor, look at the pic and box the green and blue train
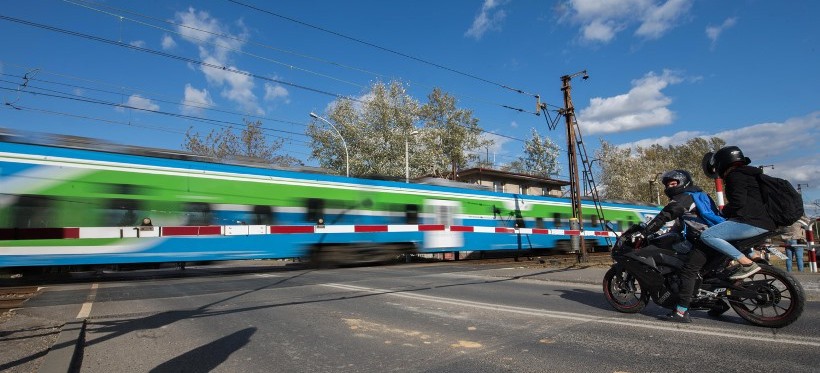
[0,131,661,268]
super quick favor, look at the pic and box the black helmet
[711,146,751,177]
[661,169,693,198]
[702,152,718,179]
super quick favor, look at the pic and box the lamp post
[651,172,663,205]
[405,130,419,183]
[309,112,349,177]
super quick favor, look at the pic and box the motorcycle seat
[728,228,787,250]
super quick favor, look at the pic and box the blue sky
[1,0,818,214]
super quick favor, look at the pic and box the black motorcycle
[602,223,805,328]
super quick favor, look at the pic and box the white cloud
[129,40,146,48]
[465,0,508,40]
[619,130,705,149]
[118,94,159,112]
[562,0,693,43]
[181,84,214,115]
[175,8,261,114]
[161,34,177,50]
[264,82,290,104]
[615,112,820,201]
[510,120,519,129]
[712,113,819,160]
[706,17,737,50]
[578,70,683,134]
[481,132,513,154]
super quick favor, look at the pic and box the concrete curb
[39,319,85,373]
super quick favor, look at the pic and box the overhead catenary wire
[0,85,314,146]
[0,104,318,160]
[0,15,532,145]
[0,71,310,130]
[226,0,540,99]
[63,0,537,116]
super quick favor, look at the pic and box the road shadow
[149,327,256,373]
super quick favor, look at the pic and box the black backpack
[756,174,804,227]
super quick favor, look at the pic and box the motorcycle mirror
[702,151,718,179]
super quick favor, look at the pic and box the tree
[517,128,561,178]
[309,80,421,178]
[309,81,493,180]
[182,119,301,167]
[594,137,726,203]
[419,88,493,179]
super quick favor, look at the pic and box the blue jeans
[785,239,805,272]
[700,220,769,260]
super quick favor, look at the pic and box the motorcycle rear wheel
[603,266,649,313]
[728,264,805,328]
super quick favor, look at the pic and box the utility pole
[561,70,588,263]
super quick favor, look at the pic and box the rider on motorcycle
[635,169,725,323]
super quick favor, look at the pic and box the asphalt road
[3,261,820,372]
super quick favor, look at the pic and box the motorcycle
[602,222,805,328]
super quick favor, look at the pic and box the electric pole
[561,70,588,263]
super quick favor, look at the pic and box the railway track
[0,286,40,312]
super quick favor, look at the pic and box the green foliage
[519,128,560,178]
[594,137,726,204]
[309,81,493,179]
[182,119,301,167]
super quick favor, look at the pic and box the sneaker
[665,311,692,323]
[729,262,761,280]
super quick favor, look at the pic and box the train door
[423,199,463,250]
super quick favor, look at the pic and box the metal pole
[561,71,587,262]
[405,136,410,183]
[405,130,418,183]
[310,112,349,177]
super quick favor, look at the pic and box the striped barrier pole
[714,178,725,210]
[807,228,816,273]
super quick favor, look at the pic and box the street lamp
[309,112,349,177]
[650,172,663,205]
[405,130,419,183]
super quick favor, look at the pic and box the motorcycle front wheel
[729,264,805,328]
[603,265,649,313]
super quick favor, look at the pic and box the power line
[225,0,541,98]
[63,0,536,116]
[0,15,350,101]
[0,70,310,130]
[0,85,313,145]
[62,0,366,90]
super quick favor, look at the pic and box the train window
[552,213,562,228]
[405,204,419,224]
[590,214,599,227]
[535,217,544,229]
[107,198,141,226]
[11,195,54,228]
[306,198,324,223]
[185,202,213,225]
[252,205,275,225]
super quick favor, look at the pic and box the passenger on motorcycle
[635,169,725,323]
[700,146,774,280]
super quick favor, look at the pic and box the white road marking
[321,282,820,347]
[76,283,98,319]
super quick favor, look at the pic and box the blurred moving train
[0,129,661,270]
